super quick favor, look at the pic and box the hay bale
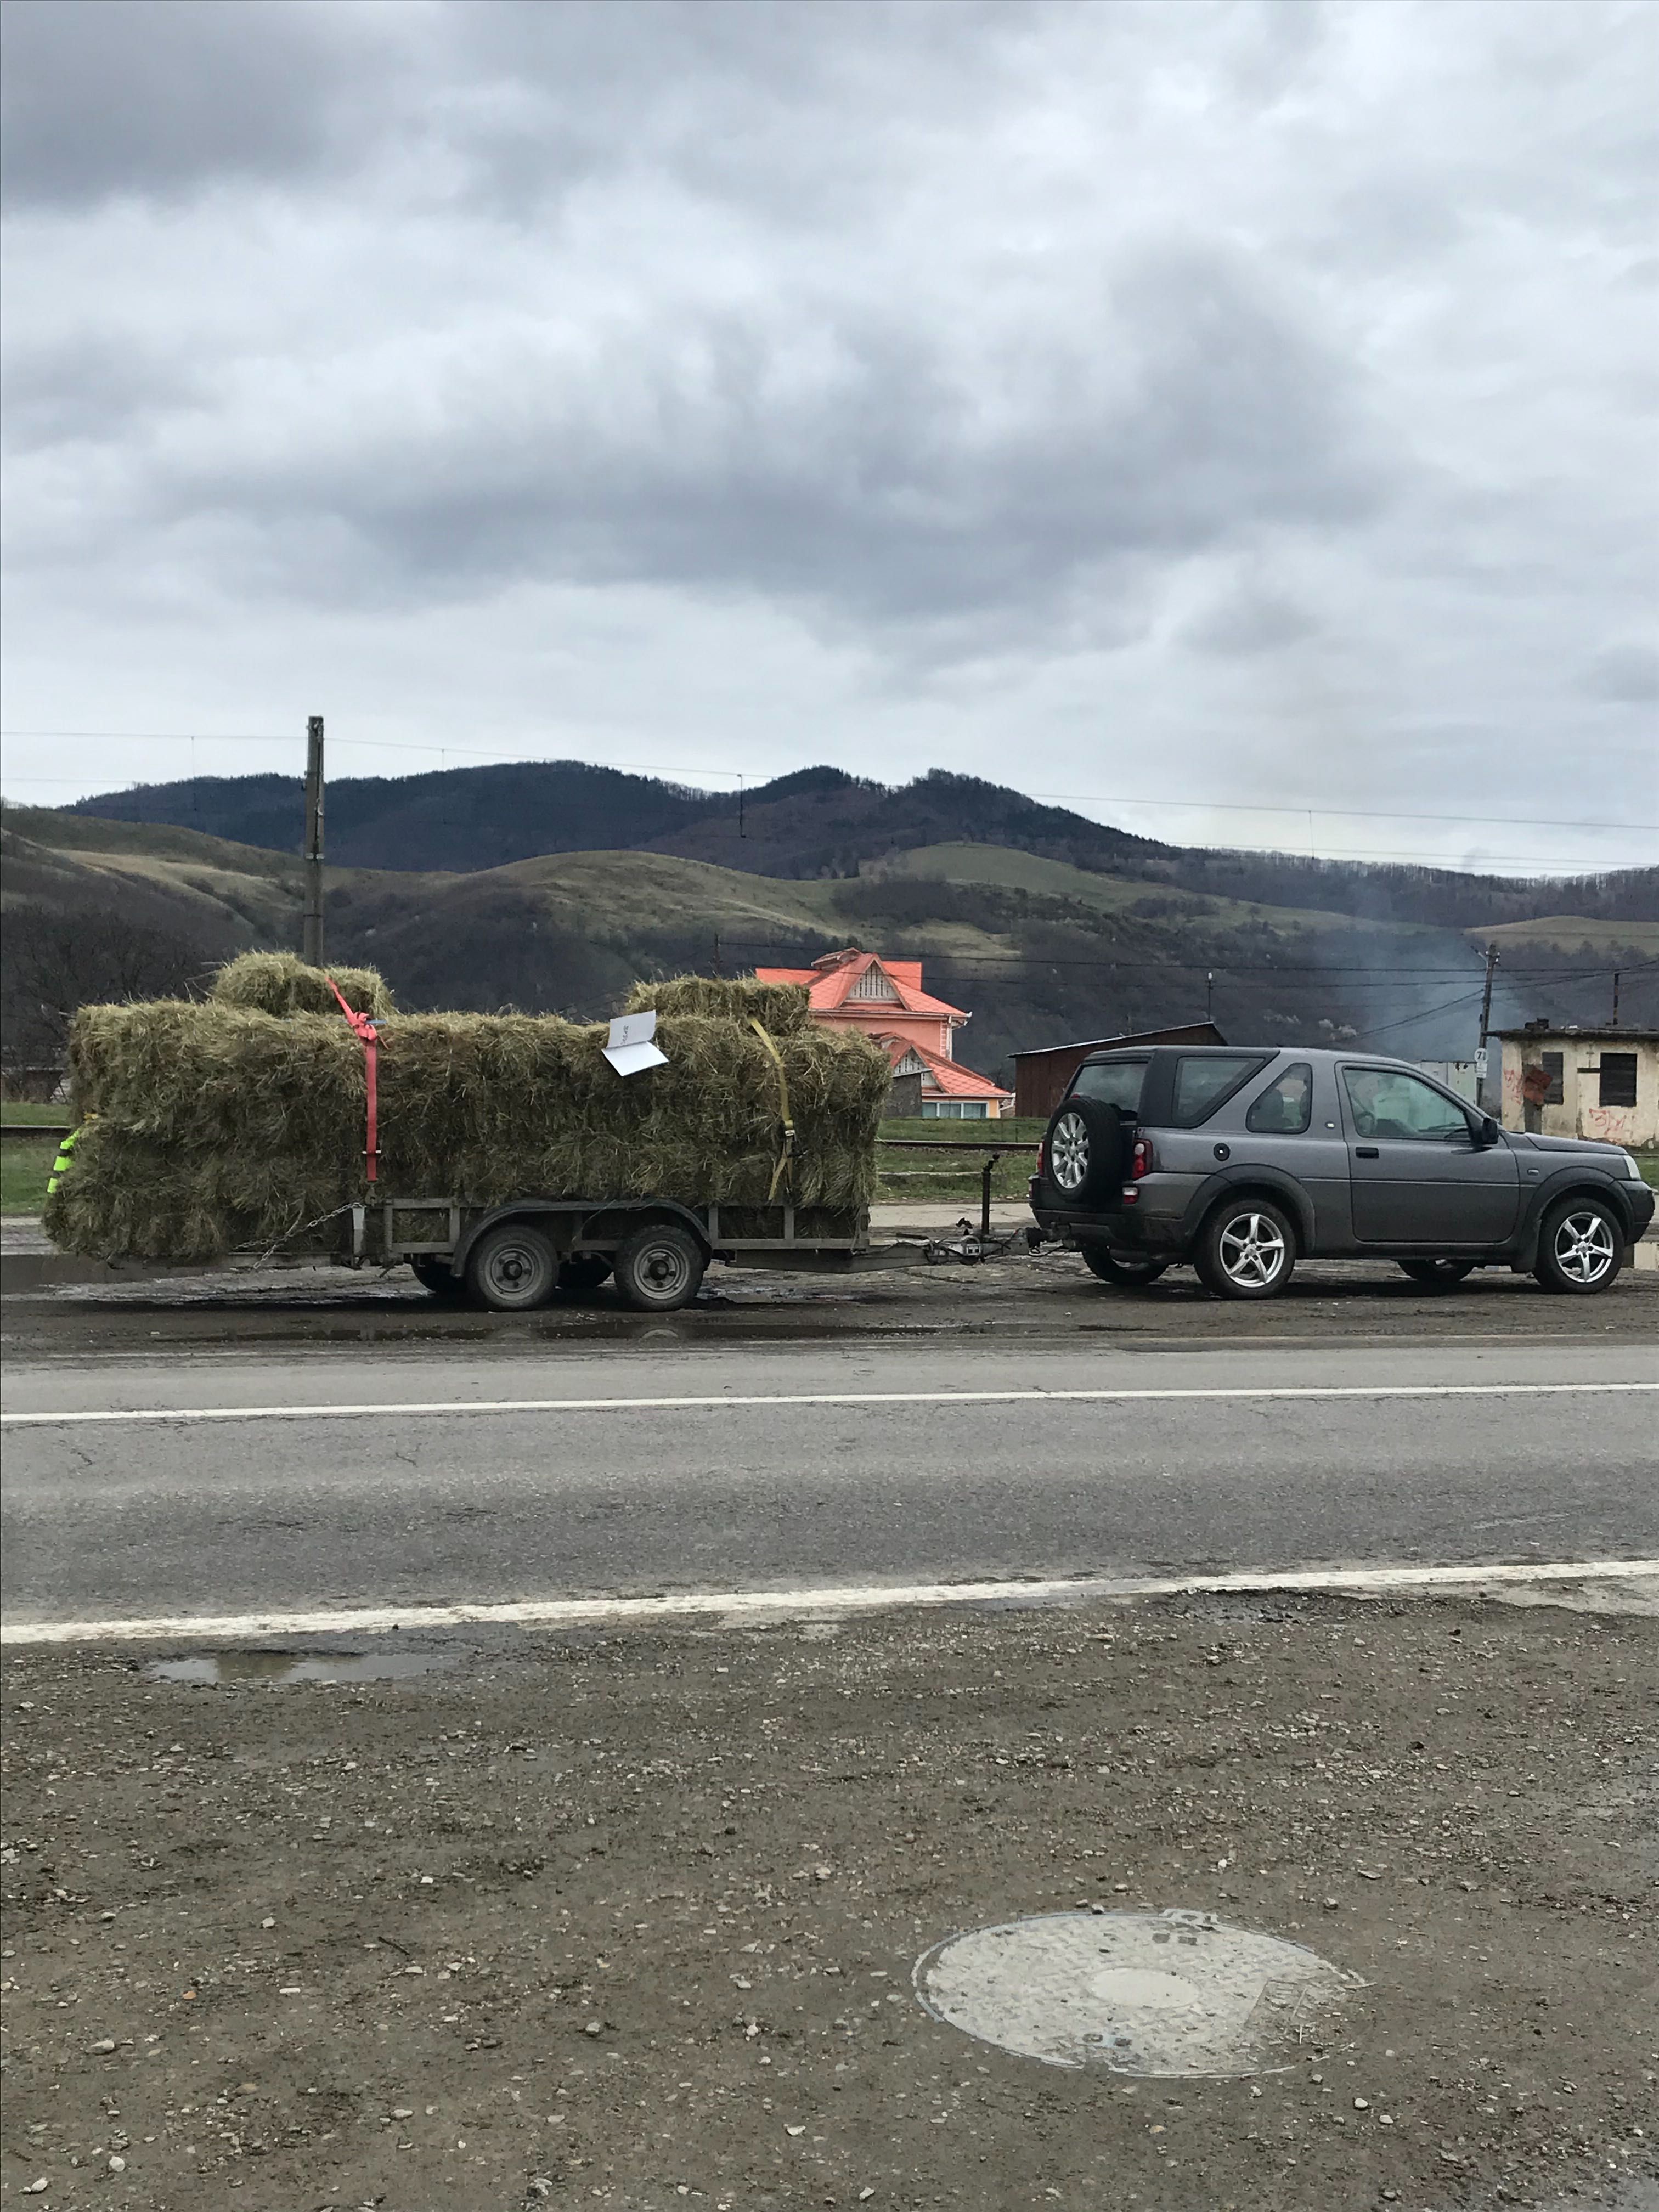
[622,974,811,1035]
[211,951,394,1019]
[46,992,889,1262]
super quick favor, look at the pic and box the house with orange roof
[754,948,1014,1119]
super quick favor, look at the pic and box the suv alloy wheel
[1533,1195,1623,1294]
[1195,1197,1296,1299]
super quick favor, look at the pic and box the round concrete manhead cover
[913,1909,1355,2076]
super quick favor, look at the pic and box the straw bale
[622,974,811,1035]
[211,951,394,1019]
[47,992,890,1262]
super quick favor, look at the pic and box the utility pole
[1612,970,1621,1028]
[1205,970,1214,1024]
[1475,940,1498,1107]
[302,715,325,967]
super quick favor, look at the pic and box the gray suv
[1030,1045,1654,1298]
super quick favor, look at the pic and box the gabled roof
[754,949,966,1021]
[876,1033,1012,1102]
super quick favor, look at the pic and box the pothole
[143,1649,456,1686]
[913,1909,1358,2075]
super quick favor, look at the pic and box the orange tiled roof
[879,1034,1012,1102]
[754,949,966,1020]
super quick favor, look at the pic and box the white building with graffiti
[1494,1024,1658,1148]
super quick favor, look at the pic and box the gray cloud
[0,1,392,207]
[2,0,1655,871]
[1584,642,1659,704]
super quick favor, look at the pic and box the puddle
[914,1909,1358,2076]
[144,1649,455,1686]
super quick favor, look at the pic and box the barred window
[1541,1051,1564,1104]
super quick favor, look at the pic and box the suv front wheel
[1533,1195,1623,1295]
[1195,1197,1296,1300]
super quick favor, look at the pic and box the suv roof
[1080,1044,1419,1070]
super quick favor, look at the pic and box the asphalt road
[4,1339,1653,1628]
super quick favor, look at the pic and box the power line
[718,939,1659,984]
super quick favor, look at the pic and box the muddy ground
[3,1244,1656,1364]
[3,1593,1655,2212]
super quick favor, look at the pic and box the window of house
[1342,1066,1469,1141]
[921,1099,989,1119]
[1070,1059,1147,1112]
[1170,1054,1271,1127]
[1542,1051,1564,1104]
[1246,1063,1313,1135]
[1599,1052,1638,1108]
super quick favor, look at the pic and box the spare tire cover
[1042,1096,1128,1210]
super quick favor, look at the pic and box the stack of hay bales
[44,958,890,1263]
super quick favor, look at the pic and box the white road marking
[3,1557,1655,1646]
[2,1380,1655,1429]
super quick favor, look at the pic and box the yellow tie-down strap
[748,1019,795,1201]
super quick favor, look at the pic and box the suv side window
[1071,1059,1147,1111]
[1246,1063,1313,1135]
[1169,1054,1269,1127]
[1342,1066,1469,1141]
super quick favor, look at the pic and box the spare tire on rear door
[1041,1096,1129,1211]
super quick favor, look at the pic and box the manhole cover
[913,1909,1357,2075]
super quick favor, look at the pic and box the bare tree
[1,907,218,1077]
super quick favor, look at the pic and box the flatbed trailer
[328,1136,1042,1312]
[336,1193,895,1312]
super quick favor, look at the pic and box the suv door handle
[1355,1146,1379,1158]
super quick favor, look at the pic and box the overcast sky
[2,0,1655,875]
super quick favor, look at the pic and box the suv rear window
[1169,1054,1269,1127]
[1070,1059,1147,1112]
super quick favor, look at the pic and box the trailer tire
[613,1222,706,1312]
[466,1222,559,1311]
[410,1255,465,1300]
[558,1254,613,1294]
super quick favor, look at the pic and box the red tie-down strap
[326,978,380,1183]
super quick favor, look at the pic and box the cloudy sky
[2,0,1655,874]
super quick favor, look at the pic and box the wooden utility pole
[302,715,325,967]
[1475,940,1498,1106]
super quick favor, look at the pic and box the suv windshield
[1071,1059,1146,1111]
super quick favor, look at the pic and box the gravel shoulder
[3,1592,1655,2211]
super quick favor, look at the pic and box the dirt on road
[3,1244,1656,1364]
[3,1592,1655,2212]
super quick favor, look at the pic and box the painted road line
[3,1558,1656,1646]
[2,1381,1655,1430]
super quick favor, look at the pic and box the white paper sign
[1474,1048,1488,1080]
[603,1008,668,1077]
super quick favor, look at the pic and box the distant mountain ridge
[65,760,1659,929]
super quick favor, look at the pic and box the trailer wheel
[410,1256,465,1300]
[613,1223,705,1312]
[466,1222,558,1311]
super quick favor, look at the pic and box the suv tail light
[1038,1136,1048,1179]
[1130,1134,1155,1178]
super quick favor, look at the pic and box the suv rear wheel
[1533,1195,1623,1295]
[1397,1257,1476,1290]
[1081,1249,1169,1290]
[1195,1197,1296,1300]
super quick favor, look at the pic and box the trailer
[337,1194,886,1312]
[330,1138,1041,1313]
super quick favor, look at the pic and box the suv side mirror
[1475,1114,1500,1147]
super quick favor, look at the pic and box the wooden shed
[1011,1022,1228,1120]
